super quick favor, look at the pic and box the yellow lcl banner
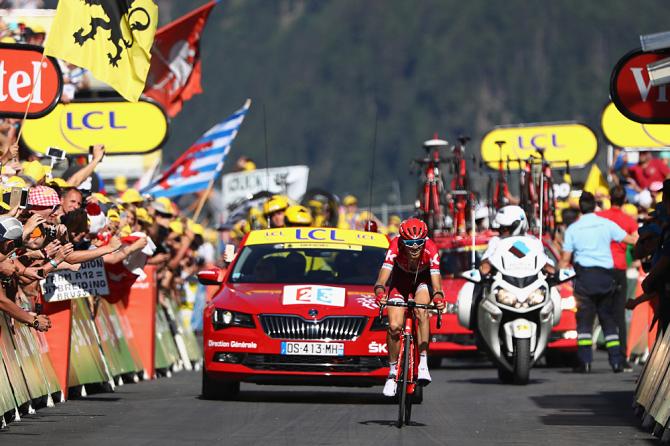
[43,0,158,102]
[601,102,670,148]
[245,228,390,249]
[481,123,597,170]
[20,99,167,155]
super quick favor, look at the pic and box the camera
[46,146,67,160]
[43,224,57,239]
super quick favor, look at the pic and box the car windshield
[229,244,387,285]
[440,246,484,277]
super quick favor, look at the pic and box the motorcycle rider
[480,205,538,276]
[373,218,445,397]
[472,206,552,329]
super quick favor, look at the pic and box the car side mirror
[557,268,576,284]
[461,268,482,284]
[198,268,224,286]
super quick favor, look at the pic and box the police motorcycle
[456,232,575,384]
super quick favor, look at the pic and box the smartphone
[9,187,22,208]
[19,188,28,209]
[46,146,66,160]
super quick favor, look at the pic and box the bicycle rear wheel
[397,334,411,428]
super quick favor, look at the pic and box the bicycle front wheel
[397,334,411,428]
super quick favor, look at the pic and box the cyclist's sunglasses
[402,238,425,248]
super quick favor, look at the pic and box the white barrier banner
[221,165,309,217]
[40,258,110,302]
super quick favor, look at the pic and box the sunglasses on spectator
[401,238,425,248]
[29,226,43,239]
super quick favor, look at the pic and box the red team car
[199,227,392,399]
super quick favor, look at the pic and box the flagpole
[14,53,47,153]
[192,176,217,223]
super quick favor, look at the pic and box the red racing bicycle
[379,298,442,427]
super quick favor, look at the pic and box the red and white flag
[144,1,218,117]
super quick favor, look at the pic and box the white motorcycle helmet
[493,205,528,236]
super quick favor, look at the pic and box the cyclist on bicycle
[373,218,445,397]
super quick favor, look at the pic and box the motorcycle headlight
[495,288,518,306]
[527,288,546,306]
[212,308,255,330]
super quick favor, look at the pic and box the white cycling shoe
[417,364,432,386]
[383,377,397,397]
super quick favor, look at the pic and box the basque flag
[142,99,251,198]
[144,0,218,117]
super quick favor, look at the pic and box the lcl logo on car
[308,308,318,318]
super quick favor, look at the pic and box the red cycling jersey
[381,237,441,276]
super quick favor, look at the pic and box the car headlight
[527,289,546,306]
[495,288,518,306]
[212,308,255,330]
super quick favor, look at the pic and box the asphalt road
[0,352,656,446]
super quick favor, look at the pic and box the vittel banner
[610,48,670,124]
[0,43,62,118]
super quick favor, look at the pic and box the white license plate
[280,342,344,356]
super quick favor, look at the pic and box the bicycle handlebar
[378,300,443,329]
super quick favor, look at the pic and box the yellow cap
[622,203,638,218]
[203,228,218,244]
[119,224,132,237]
[48,177,71,188]
[169,220,184,235]
[152,196,175,216]
[27,24,46,34]
[120,188,143,204]
[243,160,256,171]
[92,192,112,204]
[343,195,358,206]
[358,210,373,221]
[4,176,27,188]
[308,199,323,210]
[190,222,205,236]
[21,160,47,183]
[389,215,401,225]
[107,209,121,222]
[114,176,128,193]
[285,205,313,226]
[136,208,154,225]
[263,196,289,216]
[0,187,10,212]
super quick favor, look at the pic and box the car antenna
[366,105,379,230]
[263,103,271,228]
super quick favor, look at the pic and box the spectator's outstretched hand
[22,214,45,238]
[44,240,62,258]
[92,144,105,162]
[108,236,122,251]
[55,243,74,263]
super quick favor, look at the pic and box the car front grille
[259,315,367,341]
[242,354,387,372]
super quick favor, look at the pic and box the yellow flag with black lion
[44,0,158,102]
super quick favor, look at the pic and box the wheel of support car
[201,371,240,400]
